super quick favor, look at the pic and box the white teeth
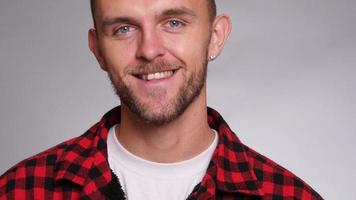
[141,70,174,81]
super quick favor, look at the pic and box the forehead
[94,0,208,20]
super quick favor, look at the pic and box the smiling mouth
[135,70,177,81]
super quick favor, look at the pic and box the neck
[116,92,214,163]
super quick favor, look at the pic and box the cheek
[101,40,137,75]
[166,28,210,59]
[166,36,207,65]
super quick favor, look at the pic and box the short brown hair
[90,0,216,29]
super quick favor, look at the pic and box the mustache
[126,60,182,75]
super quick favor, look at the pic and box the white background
[1,1,355,199]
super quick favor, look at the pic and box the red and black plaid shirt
[0,106,323,199]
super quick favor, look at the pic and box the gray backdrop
[1,0,355,199]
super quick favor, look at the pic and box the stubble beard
[108,57,208,126]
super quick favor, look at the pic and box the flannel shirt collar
[204,107,263,197]
[53,106,263,197]
[53,107,121,195]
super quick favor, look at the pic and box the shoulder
[0,134,84,198]
[242,144,323,199]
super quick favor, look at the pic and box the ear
[208,15,232,61]
[88,28,108,71]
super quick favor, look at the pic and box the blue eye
[113,25,136,36]
[168,20,183,28]
[117,26,130,33]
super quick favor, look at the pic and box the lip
[132,68,182,87]
[136,69,177,81]
[131,67,180,77]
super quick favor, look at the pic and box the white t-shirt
[107,125,218,200]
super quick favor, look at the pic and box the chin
[138,105,180,125]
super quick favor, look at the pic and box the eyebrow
[101,7,197,28]
[160,7,197,18]
[102,17,137,27]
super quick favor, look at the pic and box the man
[0,0,323,199]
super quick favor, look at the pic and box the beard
[107,56,208,126]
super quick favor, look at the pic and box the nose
[136,27,166,61]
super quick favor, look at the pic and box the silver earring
[209,55,216,61]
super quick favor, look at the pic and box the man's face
[91,0,213,125]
